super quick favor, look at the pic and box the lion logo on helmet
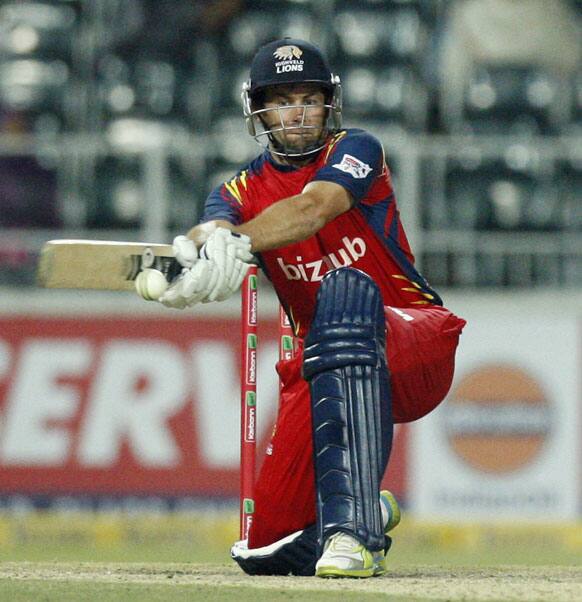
[273,45,303,61]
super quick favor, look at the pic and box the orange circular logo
[444,364,551,474]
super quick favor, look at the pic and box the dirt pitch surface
[1,562,581,601]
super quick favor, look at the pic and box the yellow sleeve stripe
[401,287,435,300]
[324,130,347,162]
[289,306,300,337]
[224,171,249,205]
[391,274,435,301]
[225,179,243,205]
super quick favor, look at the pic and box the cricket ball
[135,268,169,301]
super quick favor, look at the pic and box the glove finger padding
[200,258,223,302]
[204,232,229,302]
[173,235,198,268]
[200,228,253,303]
[158,269,190,309]
[201,228,253,265]
[213,259,251,302]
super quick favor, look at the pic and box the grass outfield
[0,513,580,601]
[0,563,581,602]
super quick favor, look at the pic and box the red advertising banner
[0,316,407,500]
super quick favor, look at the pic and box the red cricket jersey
[202,128,442,338]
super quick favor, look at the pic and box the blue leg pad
[303,267,393,553]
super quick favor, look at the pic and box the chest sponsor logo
[332,154,372,179]
[277,236,366,282]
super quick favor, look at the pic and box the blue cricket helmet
[248,38,336,97]
[242,38,343,158]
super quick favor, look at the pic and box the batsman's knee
[303,267,387,379]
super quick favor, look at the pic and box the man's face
[260,83,328,154]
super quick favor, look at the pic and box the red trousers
[248,305,466,549]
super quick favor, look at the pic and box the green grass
[1,539,579,566]
[0,542,225,564]
[0,515,579,602]
[1,563,578,602]
[391,542,582,567]
[0,580,445,602]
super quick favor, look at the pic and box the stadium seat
[0,58,70,132]
[97,54,186,123]
[557,157,582,232]
[341,65,429,130]
[96,54,133,116]
[331,5,426,65]
[420,144,569,287]
[428,150,561,232]
[0,1,78,61]
[420,251,450,287]
[457,66,564,135]
[0,1,83,133]
[532,253,562,287]
[421,153,492,231]
[88,152,198,230]
[474,252,505,288]
[569,70,582,129]
[223,6,314,62]
[88,155,142,229]
[330,4,432,130]
[336,0,440,23]
[85,114,196,229]
[563,254,582,287]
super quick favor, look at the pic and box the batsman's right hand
[159,260,220,309]
[199,228,253,302]
[160,231,253,309]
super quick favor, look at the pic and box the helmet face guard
[242,77,342,158]
[242,38,343,158]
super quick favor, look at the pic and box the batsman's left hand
[172,235,198,268]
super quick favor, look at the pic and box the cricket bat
[37,239,181,291]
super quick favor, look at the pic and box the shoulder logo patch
[332,154,372,179]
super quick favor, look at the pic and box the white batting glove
[172,235,198,268]
[206,259,252,302]
[199,228,254,302]
[158,260,220,309]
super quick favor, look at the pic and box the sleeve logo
[332,154,372,179]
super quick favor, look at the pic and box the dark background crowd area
[0,0,580,289]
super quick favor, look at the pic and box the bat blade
[37,239,179,291]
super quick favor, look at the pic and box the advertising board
[0,315,407,502]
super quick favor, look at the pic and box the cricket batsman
[146,38,466,578]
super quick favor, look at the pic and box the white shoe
[315,532,385,578]
[315,492,401,578]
